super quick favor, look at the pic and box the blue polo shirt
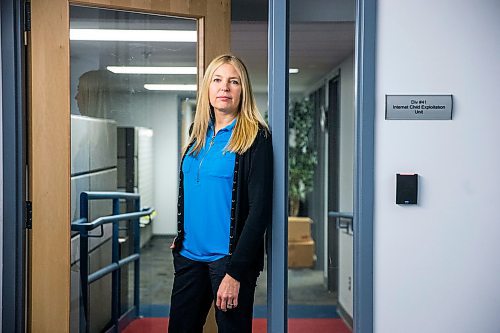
[180,119,236,262]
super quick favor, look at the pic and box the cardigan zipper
[197,132,216,183]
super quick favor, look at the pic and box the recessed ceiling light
[144,84,197,91]
[289,68,300,74]
[107,66,197,75]
[70,29,197,42]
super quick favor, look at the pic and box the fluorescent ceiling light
[144,84,197,91]
[70,29,197,42]
[107,66,197,75]
[289,68,299,74]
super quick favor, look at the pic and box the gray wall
[374,1,500,332]
[290,0,355,22]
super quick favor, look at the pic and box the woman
[169,54,273,332]
[74,69,113,119]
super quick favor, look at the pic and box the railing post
[134,198,141,316]
[73,191,148,331]
[79,192,90,333]
[112,198,121,331]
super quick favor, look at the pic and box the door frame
[267,0,376,332]
[1,1,28,332]
[10,0,377,331]
[28,1,230,331]
[353,0,376,331]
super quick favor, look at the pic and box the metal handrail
[80,191,143,200]
[71,191,154,333]
[72,208,154,232]
[88,254,140,284]
[328,211,354,234]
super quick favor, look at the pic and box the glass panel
[231,19,270,325]
[69,5,197,332]
[288,1,355,331]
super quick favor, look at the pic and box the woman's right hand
[216,274,240,312]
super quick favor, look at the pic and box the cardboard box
[288,216,312,242]
[288,239,315,268]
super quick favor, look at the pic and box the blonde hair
[76,70,113,119]
[186,54,268,155]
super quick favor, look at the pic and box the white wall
[113,92,179,235]
[254,92,268,118]
[375,1,500,332]
[149,93,178,235]
[337,53,354,317]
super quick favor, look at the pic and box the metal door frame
[2,0,376,331]
[267,0,376,332]
[1,0,27,332]
[353,0,376,331]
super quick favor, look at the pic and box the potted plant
[289,98,317,216]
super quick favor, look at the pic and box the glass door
[28,1,230,331]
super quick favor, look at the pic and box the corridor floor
[124,236,350,332]
[138,236,337,306]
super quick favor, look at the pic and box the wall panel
[374,1,500,332]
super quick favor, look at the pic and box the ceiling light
[70,29,197,42]
[289,68,300,74]
[107,66,197,75]
[144,84,197,91]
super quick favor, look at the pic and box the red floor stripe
[122,318,351,333]
[253,319,351,333]
[122,318,168,332]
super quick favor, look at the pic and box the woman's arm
[226,130,273,281]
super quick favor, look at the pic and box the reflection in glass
[69,5,197,332]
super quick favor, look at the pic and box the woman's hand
[216,274,240,312]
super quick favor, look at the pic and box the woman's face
[209,63,242,116]
[75,84,83,111]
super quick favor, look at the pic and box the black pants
[168,252,258,333]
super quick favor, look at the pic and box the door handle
[328,211,353,234]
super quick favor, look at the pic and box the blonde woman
[169,54,273,332]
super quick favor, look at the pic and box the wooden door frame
[29,1,230,331]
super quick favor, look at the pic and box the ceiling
[70,1,355,95]
[232,21,355,93]
[231,0,355,93]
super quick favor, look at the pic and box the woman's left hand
[216,274,240,312]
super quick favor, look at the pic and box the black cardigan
[173,128,273,282]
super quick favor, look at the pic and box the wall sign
[386,95,453,120]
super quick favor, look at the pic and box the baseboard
[336,302,353,330]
